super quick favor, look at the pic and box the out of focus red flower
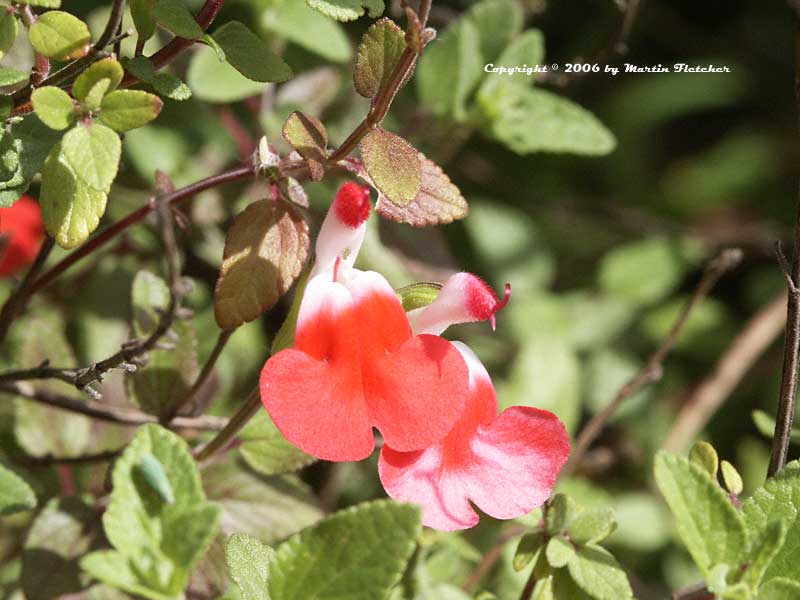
[0,196,44,277]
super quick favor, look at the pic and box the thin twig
[0,381,227,430]
[768,24,800,477]
[663,292,787,453]
[0,185,187,395]
[563,249,743,476]
[326,0,432,164]
[0,237,54,345]
[539,0,641,87]
[29,165,254,296]
[193,386,261,461]
[18,5,49,85]
[462,526,525,592]
[16,448,122,467]
[94,0,126,50]
[162,328,234,423]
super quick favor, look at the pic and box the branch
[0,237,54,345]
[27,165,254,297]
[0,381,227,430]
[193,386,261,461]
[326,0,432,164]
[94,0,126,50]
[663,292,787,453]
[539,0,641,87]
[462,526,525,592]
[161,328,234,423]
[563,248,743,476]
[768,24,800,477]
[0,186,188,395]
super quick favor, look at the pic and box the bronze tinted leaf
[281,111,328,181]
[214,200,310,329]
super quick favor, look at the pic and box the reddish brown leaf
[282,111,328,181]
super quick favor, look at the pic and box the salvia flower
[260,183,470,462]
[379,273,571,530]
[0,196,44,277]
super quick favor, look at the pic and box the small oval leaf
[29,11,90,61]
[360,128,421,206]
[61,122,121,191]
[31,86,75,131]
[354,18,406,98]
[72,58,124,103]
[100,90,163,132]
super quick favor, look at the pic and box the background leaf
[212,21,292,83]
[0,464,36,515]
[225,534,275,600]
[305,0,384,22]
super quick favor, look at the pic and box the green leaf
[598,238,701,306]
[513,532,545,572]
[226,534,275,600]
[153,0,203,39]
[29,11,91,61]
[282,111,328,181]
[0,67,28,86]
[26,0,62,6]
[417,17,482,121]
[152,71,192,100]
[123,56,156,81]
[39,144,108,247]
[752,410,800,444]
[566,544,633,600]
[654,451,748,574]
[203,458,323,543]
[481,87,616,156]
[30,86,75,130]
[212,21,292,83]
[82,78,112,111]
[375,152,469,226]
[742,520,786,590]
[0,464,36,515]
[72,57,124,102]
[467,0,523,62]
[545,494,579,534]
[0,115,61,207]
[268,500,420,599]
[477,29,544,99]
[11,313,92,455]
[760,578,800,600]
[22,496,98,600]
[100,89,163,132]
[742,460,800,584]
[395,282,441,312]
[721,460,744,495]
[95,424,221,597]
[0,12,20,59]
[261,0,351,64]
[187,45,267,103]
[81,550,177,600]
[545,536,575,568]
[239,411,316,476]
[690,441,720,479]
[131,0,157,42]
[61,122,121,191]
[305,0,384,22]
[354,18,406,98]
[567,507,617,545]
[127,271,198,415]
[360,128,421,206]
[214,200,310,329]
[504,334,582,433]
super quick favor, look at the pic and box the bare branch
[193,386,261,461]
[563,248,743,476]
[663,292,787,453]
[0,381,227,430]
[0,237,54,345]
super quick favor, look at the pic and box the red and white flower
[0,195,44,277]
[260,183,470,462]
[379,273,571,530]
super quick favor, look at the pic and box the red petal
[260,348,374,461]
[369,334,469,452]
[0,196,44,277]
[346,270,411,354]
[378,345,570,530]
